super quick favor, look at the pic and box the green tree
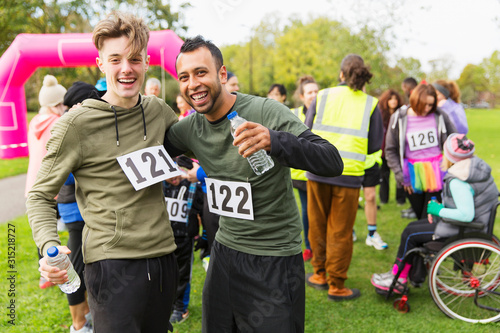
[222,16,404,105]
[395,57,424,83]
[457,64,488,106]
[481,50,500,107]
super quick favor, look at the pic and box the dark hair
[403,77,418,88]
[340,54,373,91]
[378,89,403,128]
[433,79,461,103]
[409,84,437,116]
[268,84,287,97]
[177,35,223,71]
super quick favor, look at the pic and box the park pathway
[0,174,27,223]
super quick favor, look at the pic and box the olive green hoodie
[27,95,178,263]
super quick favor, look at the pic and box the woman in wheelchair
[371,133,499,293]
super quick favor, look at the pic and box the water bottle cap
[227,111,238,120]
[47,246,59,257]
[431,196,437,200]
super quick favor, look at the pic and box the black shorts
[85,253,178,333]
[363,164,380,187]
[202,241,305,333]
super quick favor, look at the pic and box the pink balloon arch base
[0,30,183,159]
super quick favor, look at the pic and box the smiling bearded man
[164,35,344,333]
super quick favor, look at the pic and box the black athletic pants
[202,192,220,258]
[379,158,406,204]
[173,236,194,312]
[85,253,178,333]
[66,221,86,306]
[203,241,305,333]
[406,190,441,220]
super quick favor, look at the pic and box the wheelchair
[375,200,500,323]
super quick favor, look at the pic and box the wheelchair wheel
[393,296,410,313]
[428,239,500,323]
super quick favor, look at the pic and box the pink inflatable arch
[0,30,183,159]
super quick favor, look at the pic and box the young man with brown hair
[27,12,179,332]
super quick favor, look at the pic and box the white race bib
[205,178,254,220]
[406,128,439,151]
[117,145,182,191]
[165,197,188,223]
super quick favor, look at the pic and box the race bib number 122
[117,145,182,191]
[205,178,254,220]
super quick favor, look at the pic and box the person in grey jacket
[384,84,457,219]
[371,133,498,293]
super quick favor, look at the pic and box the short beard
[186,77,222,115]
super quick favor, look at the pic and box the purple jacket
[440,99,468,134]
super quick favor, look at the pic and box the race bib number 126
[205,178,254,220]
[407,128,439,151]
[117,145,182,191]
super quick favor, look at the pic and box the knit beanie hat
[227,71,235,81]
[39,75,67,107]
[443,133,475,163]
[64,81,99,108]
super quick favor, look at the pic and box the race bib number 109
[205,178,254,220]
[117,145,182,191]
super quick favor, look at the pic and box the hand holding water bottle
[230,116,272,159]
[39,245,81,293]
[228,112,274,175]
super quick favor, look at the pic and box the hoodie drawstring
[140,104,147,141]
[111,104,147,147]
[112,106,120,146]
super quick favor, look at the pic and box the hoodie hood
[81,94,147,146]
[446,156,491,183]
[30,114,60,140]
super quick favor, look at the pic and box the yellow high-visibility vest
[312,86,378,176]
[290,106,307,181]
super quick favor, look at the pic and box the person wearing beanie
[26,74,67,290]
[63,81,100,109]
[225,71,239,93]
[26,74,67,197]
[371,133,499,293]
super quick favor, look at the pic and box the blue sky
[173,0,500,79]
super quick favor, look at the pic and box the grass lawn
[1,109,499,332]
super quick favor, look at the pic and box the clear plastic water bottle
[46,246,81,294]
[227,111,274,175]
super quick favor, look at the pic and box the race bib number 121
[117,145,182,191]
